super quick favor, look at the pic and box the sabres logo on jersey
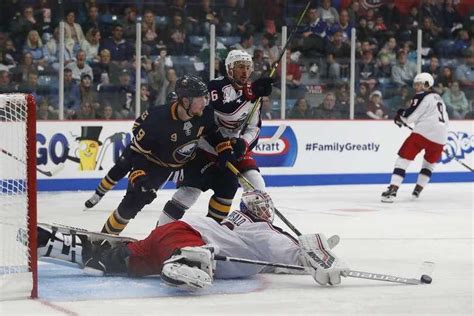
[173,140,198,163]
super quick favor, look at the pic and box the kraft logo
[252,126,297,167]
[441,131,473,164]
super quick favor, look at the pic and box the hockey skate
[381,185,398,203]
[161,246,216,290]
[412,185,423,199]
[84,193,102,211]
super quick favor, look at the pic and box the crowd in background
[0,0,473,121]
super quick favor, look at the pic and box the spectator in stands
[156,68,177,106]
[347,1,360,25]
[66,50,93,83]
[366,90,388,120]
[257,33,279,65]
[389,84,412,116]
[379,2,401,33]
[62,68,80,115]
[187,0,219,36]
[289,98,311,119]
[10,52,36,84]
[0,70,15,93]
[420,0,443,30]
[147,50,167,101]
[443,81,470,119]
[44,27,74,70]
[335,84,350,118]
[81,28,101,63]
[100,102,118,120]
[400,6,420,42]
[433,66,454,95]
[442,0,462,37]
[91,49,120,85]
[99,24,134,66]
[36,0,54,37]
[10,6,42,48]
[391,49,417,87]
[233,32,255,56]
[70,101,97,120]
[142,9,161,55]
[261,96,280,120]
[219,0,252,36]
[37,97,58,120]
[453,30,471,57]
[279,49,302,98]
[325,30,350,80]
[17,71,43,103]
[455,50,474,99]
[357,50,377,89]
[356,18,374,43]
[251,49,270,81]
[261,0,284,35]
[122,7,138,41]
[100,69,135,118]
[329,9,352,43]
[354,82,370,119]
[377,37,397,65]
[132,84,152,114]
[312,93,341,119]
[422,56,441,82]
[82,5,102,36]
[23,30,47,69]
[318,0,339,25]
[79,73,99,111]
[421,17,441,48]
[165,13,188,55]
[64,11,85,55]
[297,7,328,57]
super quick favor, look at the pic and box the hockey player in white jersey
[381,73,449,202]
[157,50,273,224]
[35,190,349,290]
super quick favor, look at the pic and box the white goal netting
[0,93,36,300]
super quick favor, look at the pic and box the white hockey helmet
[225,49,253,78]
[413,72,434,89]
[239,190,275,223]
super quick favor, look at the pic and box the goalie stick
[401,124,473,172]
[215,255,434,285]
[39,222,137,243]
[1,147,64,177]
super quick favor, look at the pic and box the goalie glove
[298,233,349,286]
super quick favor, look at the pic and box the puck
[420,274,432,284]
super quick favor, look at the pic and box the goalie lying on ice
[35,190,349,290]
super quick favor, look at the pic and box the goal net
[0,94,37,300]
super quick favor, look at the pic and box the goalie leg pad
[37,225,87,266]
[160,246,217,290]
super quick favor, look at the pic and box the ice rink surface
[1,183,473,315]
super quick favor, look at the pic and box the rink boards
[29,120,474,191]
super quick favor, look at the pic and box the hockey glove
[252,77,273,97]
[129,169,156,195]
[231,138,248,159]
[215,140,236,170]
[298,233,349,286]
[394,109,405,128]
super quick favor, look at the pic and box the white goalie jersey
[183,210,300,279]
[199,76,261,155]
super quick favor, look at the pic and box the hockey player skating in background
[381,73,449,202]
[83,92,178,210]
[36,190,349,290]
[100,75,236,234]
[157,50,273,225]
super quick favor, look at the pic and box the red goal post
[0,93,37,299]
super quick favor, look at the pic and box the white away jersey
[183,211,300,279]
[401,91,449,145]
[199,76,261,155]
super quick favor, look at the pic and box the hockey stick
[215,255,433,285]
[259,124,288,145]
[239,0,312,138]
[226,162,302,236]
[1,147,64,177]
[401,125,474,172]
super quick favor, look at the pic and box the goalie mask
[239,190,275,223]
[225,50,253,84]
